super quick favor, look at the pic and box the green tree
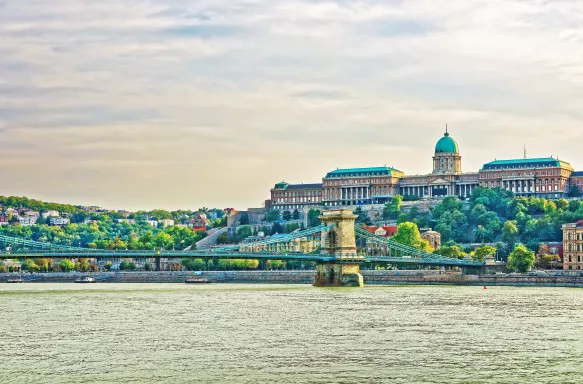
[473,245,497,262]
[104,261,112,271]
[292,209,300,220]
[239,212,250,225]
[22,259,40,272]
[144,261,153,271]
[568,184,582,198]
[307,209,321,228]
[392,222,432,252]
[236,226,253,242]
[507,244,535,273]
[282,211,292,221]
[216,232,230,245]
[537,253,561,270]
[434,243,466,259]
[502,220,519,247]
[265,210,281,222]
[383,195,403,220]
[59,259,75,272]
[153,232,173,249]
[354,207,372,225]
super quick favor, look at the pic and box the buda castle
[267,130,583,211]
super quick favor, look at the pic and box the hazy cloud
[1,0,582,210]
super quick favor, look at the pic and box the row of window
[566,255,583,263]
[273,197,321,204]
[324,177,393,187]
[481,169,561,178]
[567,233,583,241]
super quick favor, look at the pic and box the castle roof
[435,132,459,154]
[325,166,402,178]
[482,157,573,170]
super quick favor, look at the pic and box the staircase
[195,227,230,250]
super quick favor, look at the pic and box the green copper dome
[435,132,459,154]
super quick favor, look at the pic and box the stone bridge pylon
[314,209,364,287]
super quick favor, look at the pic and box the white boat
[75,276,96,283]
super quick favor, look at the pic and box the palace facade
[268,130,580,211]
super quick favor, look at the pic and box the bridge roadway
[0,250,485,267]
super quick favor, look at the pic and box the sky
[1,0,582,211]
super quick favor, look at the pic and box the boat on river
[185,276,210,284]
[6,278,24,283]
[75,276,96,283]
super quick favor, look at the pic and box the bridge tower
[314,209,364,287]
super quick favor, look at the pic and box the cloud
[0,0,582,210]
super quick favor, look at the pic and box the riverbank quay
[2,270,583,287]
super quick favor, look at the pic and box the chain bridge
[0,209,485,287]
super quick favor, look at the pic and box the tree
[239,212,250,225]
[34,258,50,272]
[104,261,112,271]
[22,259,40,273]
[383,195,403,220]
[474,225,493,243]
[502,221,519,245]
[473,245,497,262]
[392,222,432,252]
[144,261,153,271]
[292,209,300,220]
[282,211,292,221]
[75,258,90,272]
[434,244,466,259]
[568,184,582,198]
[153,232,173,249]
[216,232,230,245]
[265,210,281,222]
[59,259,75,272]
[507,244,535,273]
[236,226,253,242]
[307,209,321,228]
[354,207,372,225]
[537,253,561,270]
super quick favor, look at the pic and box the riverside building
[267,129,580,210]
[562,220,583,270]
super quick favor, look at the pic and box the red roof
[366,225,397,236]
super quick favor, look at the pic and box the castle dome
[435,131,459,154]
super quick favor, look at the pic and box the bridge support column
[314,263,363,287]
[314,209,364,288]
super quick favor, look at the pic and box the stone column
[315,209,364,288]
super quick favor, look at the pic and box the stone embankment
[1,270,582,287]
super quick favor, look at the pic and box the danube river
[1,284,582,384]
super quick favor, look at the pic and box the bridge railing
[211,224,333,252]
[355,226,484,266]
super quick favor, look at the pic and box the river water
[0,284,582,384]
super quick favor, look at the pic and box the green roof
[435,132,459,153]
[326,166,402,178]
[274,181,289,190]
[482,157,572,170]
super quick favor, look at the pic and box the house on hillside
[191,214,210,232]
[42,210,60,219]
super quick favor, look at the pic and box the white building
[159,219,175,227]
[115,219,136,224]
[146,220,159,228]
[42,210,60,219]
[18,216,38,226]
[50,217,70,226]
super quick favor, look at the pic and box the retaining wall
[2,271,582,287]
